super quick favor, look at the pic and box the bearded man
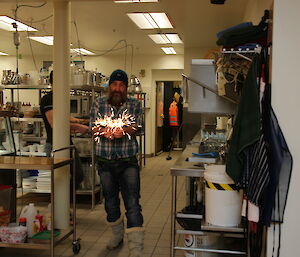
[90,69,144,257]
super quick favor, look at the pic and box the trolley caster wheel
[72,241,81,255]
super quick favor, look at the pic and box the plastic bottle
[34,211,44,232]
[19,217,27,226]
[44,203,52,230]
[19,203,37,237]
[33,218,40,234]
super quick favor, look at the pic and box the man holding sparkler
[90,69,144,257]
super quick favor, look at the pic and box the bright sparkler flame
[93,109,136,142]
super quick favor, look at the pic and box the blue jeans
[97,157,143,228]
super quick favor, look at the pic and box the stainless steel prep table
[170,141,246,257]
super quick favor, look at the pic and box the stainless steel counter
[170,131,246,257]
[170,131,205,177]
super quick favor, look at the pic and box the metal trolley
[0,146,81,257]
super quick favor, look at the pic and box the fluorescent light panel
[115,0,158,2]
[166,33,183,43]
[0,51,8,56]
[127,12,173,29]
[70,48,95,55]
[149,33,183,44]
[28,36,53,45]
[161,47,176,55]
[0,16,37,31]
[150,13,173,28]
[26,38,95,57]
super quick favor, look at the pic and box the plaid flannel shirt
[90,96,142,160]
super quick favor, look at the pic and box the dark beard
[108,92,127,107]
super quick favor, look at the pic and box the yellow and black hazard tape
[205,181,238,191]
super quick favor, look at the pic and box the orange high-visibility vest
[169,101,179,126]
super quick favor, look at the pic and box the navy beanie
[109,69,128,87]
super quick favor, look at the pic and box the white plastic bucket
[204,165,242,227]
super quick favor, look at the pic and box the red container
[0,185,12,226]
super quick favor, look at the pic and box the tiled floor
[0,151,187,257]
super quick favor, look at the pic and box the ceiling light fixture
[28,36,54,45]
[149,33,183,44]
[0,16,37,31]
[0,51,8,56]
[70,48,95,56]
[115,0,158,2]
[161,47,176,55]
[127,12,173,29]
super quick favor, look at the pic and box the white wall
[84,54,184,88]
[269,1,300,256]
[184,47,213,75]
[243,0,273,23]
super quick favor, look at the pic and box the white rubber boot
[106,216,124,250]
[126,227,145,257]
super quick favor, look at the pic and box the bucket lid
[204,165,234,184]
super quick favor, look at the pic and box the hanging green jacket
[226,55,261,183]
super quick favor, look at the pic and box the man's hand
[93,127,114,140]
[92,125,136,140]
[70,117,89,125]
[113,127,124,139]
[102,128,114,140]
[71,124,89,135]
[123,125,138,137]
[78,119,89,125]
[92,126,103,134]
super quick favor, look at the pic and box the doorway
[155,81,182,154]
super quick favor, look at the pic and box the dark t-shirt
[40,92,84,188]
[40,92,53,143]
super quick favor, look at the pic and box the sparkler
[93,108,138,142]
